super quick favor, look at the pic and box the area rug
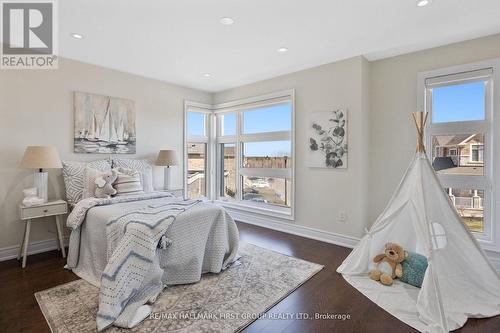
[35,242,323,333]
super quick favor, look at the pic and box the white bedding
[68,195,239,287]
[66,193,240,330]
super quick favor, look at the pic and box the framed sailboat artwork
[73,92,136,154]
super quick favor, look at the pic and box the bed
[65,192,239,331]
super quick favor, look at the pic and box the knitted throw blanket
[96,199,201,331]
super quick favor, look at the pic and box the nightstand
[18,199,68,268]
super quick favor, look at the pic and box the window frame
[418,60,500,252]
[214,90,295,219]
[183,101,214,200]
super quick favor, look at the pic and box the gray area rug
[35,242,323,333]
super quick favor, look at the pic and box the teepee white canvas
[337,112,500,332]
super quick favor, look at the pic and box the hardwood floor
[1,221,499,332]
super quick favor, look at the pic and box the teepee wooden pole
[411,112,428,153]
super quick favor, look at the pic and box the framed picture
[73,92,136,154]
[308,109,348,168]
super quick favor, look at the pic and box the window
[215,92,294,217]
[243,104,292,134]
[220,143,236,199]
[184,92,295,218]
[242,176,291,206]
[471,144,484,162]
[185,109,210,199]
[221,113,237,136]
[187,112,206,136]
[429,222,447,250]
[422,66,495,246]
[445,188,484,233]
[187,143,207,198]
[431,133,484,176]
[243,141,292,168]
[431,81,485,123]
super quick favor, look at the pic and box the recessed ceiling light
[416,0,431,7]
[203,73,211,78]
[219,17,234,25]
[277,47,288,53]
[71,33,84,39]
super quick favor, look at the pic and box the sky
[432,81,485,123]
[188,103,292,156]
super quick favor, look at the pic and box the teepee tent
[337,112,500,332]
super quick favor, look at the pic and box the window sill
[215,199,294,221]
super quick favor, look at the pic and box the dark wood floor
[1,222,499,333]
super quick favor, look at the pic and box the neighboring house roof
[433,134,483,147]
[433,134,471,147]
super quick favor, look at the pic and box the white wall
[214,56,370,239]
[0,58,211,250]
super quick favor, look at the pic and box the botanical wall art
[74,92,136,154]
[308,109,348,168]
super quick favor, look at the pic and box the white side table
[18,199,68,268]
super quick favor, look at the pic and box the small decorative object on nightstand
[156,149,179,190]
[18,199,67,268]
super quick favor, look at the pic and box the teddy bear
[94,169,118,198]
[369,242,408,286]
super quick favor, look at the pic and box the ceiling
[56,0,500,92]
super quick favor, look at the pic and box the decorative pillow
[111,158,154,192]
[82,166,108,199]
[62,160,112,205]
[400,252,428,288]
[114,168,144,196]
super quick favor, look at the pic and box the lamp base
[34,171,48,203]
[163,167,172,191]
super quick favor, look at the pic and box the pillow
[114,168,144,196]
[111,158,154,192]
[62,160,111,205]
[400,252,428,288]
[82,166,108,199]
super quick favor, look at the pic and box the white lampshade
[156,150,179,167]
[20,146,62,170]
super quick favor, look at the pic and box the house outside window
[419,61,500,252]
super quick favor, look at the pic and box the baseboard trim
[229,209,500,272]
[2,214,499,273]
[228,208,360,249]
[0,236,69,262]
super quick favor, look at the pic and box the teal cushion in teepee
[400,252,428,288]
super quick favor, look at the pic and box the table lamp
[20,146,62,203]
[155,150,179,190]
